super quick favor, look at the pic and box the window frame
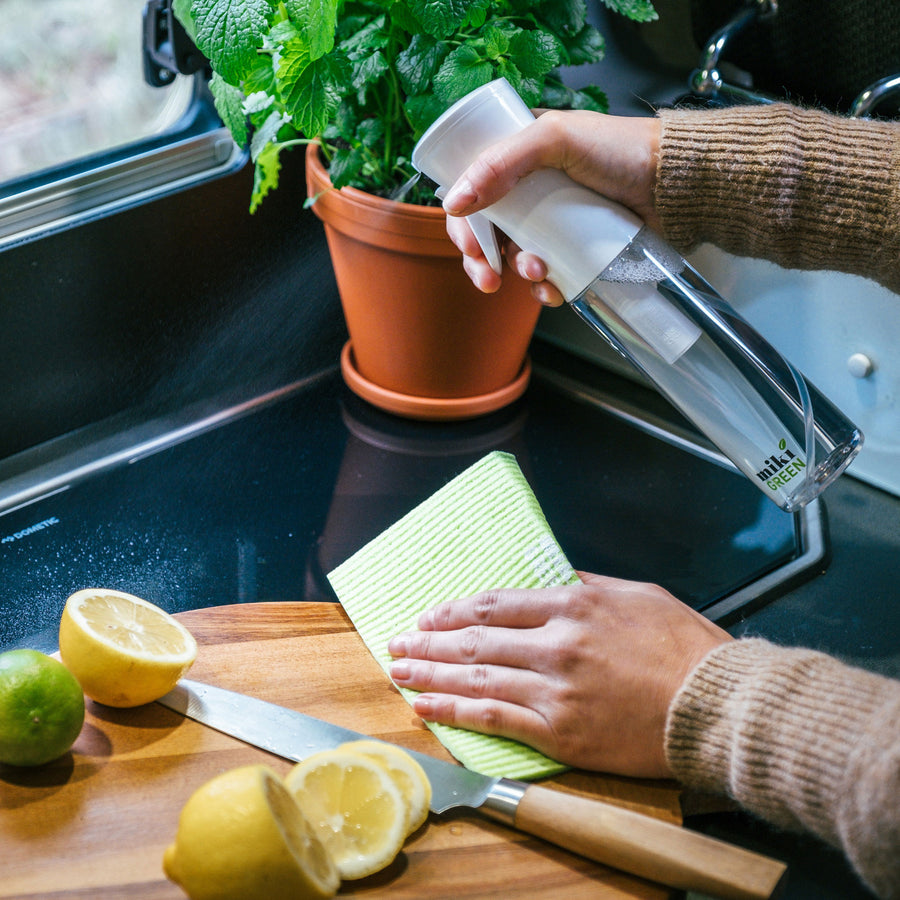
[0,1,245,253]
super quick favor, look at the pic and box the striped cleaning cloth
[328,450,579,779]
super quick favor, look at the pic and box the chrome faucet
[689,0,779,106]
[850,73,900,118]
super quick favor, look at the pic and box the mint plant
[174,0,656,210]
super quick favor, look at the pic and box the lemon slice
[285,748,408,880]
[59,588,197,707]
[339,739,432,835]
[163,764,339,900]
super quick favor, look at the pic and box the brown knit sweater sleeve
[665,638,900,899]
[655,103,900,294]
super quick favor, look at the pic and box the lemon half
[285,748,409,880]
[164,764,339,900]
[59,588,197,707]
[340,739,432,835]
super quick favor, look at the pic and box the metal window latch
[142,0,209,87]
[689,0,778,107]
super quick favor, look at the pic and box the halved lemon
[59,588,197,707]
[285,748,408,880]
[340,739,432,835]
[163,764,339,900]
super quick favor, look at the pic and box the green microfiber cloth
[328,451,579,779]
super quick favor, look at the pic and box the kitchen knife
[157,678,786,900]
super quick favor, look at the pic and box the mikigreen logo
[757,438,806,489]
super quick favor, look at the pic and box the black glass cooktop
[0,351,826,652]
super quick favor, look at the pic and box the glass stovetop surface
[1,360,823,652]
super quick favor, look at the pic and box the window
[0,0,243,247]
[0,0,194,182]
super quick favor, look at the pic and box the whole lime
[0,649,85,766]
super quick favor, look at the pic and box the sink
[0,352,827,652]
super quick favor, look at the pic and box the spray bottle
[412,79,862,512]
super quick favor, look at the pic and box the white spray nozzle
[465,213,504,275]
[415,79,643,299]
[434,185,503,275]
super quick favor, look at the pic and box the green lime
[0,649,85,767]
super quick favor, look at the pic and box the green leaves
[282,0,338,59]
[209,72,249,146]
[250,141,282,213]
[189,0,274,84]
[509,29,563,78]
[172,0,198,41]
[601,0,658,24]
[427,20,565,109]
[433,46,493,104]
[277,45,348,136]
[339,16,390,91]
[563,24,606,66]
[406,0,470,39]
[396,34,446,95]
[537,0,588,37]
[174,0,657,208]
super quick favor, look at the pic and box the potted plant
[173,0,657,418]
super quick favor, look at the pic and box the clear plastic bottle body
[570,228,863,511]
[411,80,862,511]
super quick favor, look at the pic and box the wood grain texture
[0,602,682,899]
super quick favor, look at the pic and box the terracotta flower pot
[305,143,541,420]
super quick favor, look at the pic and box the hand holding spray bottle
[412,79,862,512]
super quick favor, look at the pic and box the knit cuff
[666,639,885,836]
[665,638,900,898]
[655,103,900,293]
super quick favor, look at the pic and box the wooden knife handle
[507,784,787,900]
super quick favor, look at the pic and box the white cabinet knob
[847,353,875,378]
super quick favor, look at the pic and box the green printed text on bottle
[756,438,806,492]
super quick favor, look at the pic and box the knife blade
[158,679,786,900]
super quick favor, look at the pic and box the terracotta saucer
[340,341,531,421]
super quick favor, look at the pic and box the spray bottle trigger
[434,185,503,275]
[464,212,503,275]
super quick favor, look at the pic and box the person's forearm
[665,638,900,899]
[655,103,900,294]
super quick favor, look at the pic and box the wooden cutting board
[0,602,683,899]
